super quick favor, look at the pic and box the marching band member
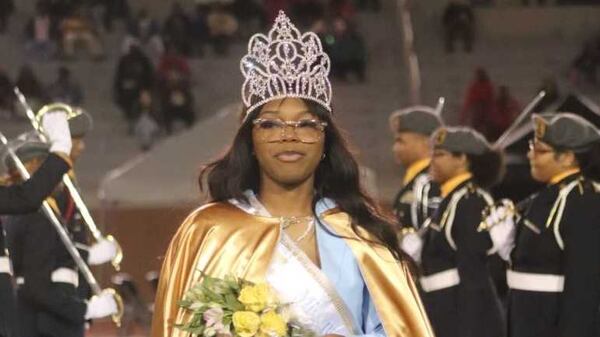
[485,113,600,337]
[0,110,72,337]
[417,127,506,337]
[389,106,443,232]
[0,111,72,214]
[389,106,443,263]
[4,113,118,337]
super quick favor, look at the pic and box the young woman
[418,127,505,337]
[151,11,433,337]
[487,113,600,337]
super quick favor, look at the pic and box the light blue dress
[315,198,386,337]
[236,192,386,337]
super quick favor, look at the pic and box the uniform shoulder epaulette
[547,179,582,250]
[440,185,472,251]
[440,183,495,253]
[463,182,494,205]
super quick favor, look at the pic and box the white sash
[266,235,355,335]
[229,194,357,335]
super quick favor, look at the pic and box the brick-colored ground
[87,319,149,337]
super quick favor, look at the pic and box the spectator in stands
[159,70,195,135]
[329,0,356,22]
[114,44,155,133]
[123,8,164,65]
[489,85,520,140]
[290,0,325,28]
[132,89,161,151]
[460,67,495,136]
[442,0,474,53]
[25,1,56,61]
[157,43,191,87]
[190,4,209,57]
[16,64,47,111]
[328,18,367,82]
[162,3,193,56]
[0,0,14,34]
[0,67,15,120]
[47,66,83,105]
[60,7,104,60]
[570,37,600,86]
[207,4,239,56]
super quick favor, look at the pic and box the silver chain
[280,216,315,242]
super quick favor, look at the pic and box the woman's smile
[274,150,306,163]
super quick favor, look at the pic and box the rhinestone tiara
[240,11,332,116]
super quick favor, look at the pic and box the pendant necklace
[280,216,315,242]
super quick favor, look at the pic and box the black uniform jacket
[0,153,69,337]
[509,173,600,337]
[393,166,440,230]
[5,187,88,337]
[0,154,70,214]
[420,179,505,337]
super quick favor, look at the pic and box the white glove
[88,239,118,266]
[85,292,118,320]
[42,111,72,155]
[400,232,423,263]
[487,205,516,261]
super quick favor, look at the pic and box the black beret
[2,133,49,172]
[389,106,443,136]
[69,110,93,138]
[432,126,491,155]
[533,113,600,153]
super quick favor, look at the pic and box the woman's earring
[321,153,326,161]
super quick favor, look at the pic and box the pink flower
[214,322,232,337]
[203,322,231,337]
[203,307,224,328]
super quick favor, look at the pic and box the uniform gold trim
[434,127,447,146]
[534,116,547,139]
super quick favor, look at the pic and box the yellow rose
[238,283,274,312]
[232,311,261,337]
[259,311,288,337]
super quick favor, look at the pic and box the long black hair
[575,141,600,181]
[465,149,506,189]
[199,99,405,261]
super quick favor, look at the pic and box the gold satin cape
[151,202,434,337]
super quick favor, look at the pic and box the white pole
[397,0,422,104]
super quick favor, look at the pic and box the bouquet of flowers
[177,274,315,337]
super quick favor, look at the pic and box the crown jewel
[240,11,332,115]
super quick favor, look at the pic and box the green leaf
[225,293,244,311]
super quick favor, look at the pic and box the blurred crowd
[2,0,590,152]
[0,0,376,151]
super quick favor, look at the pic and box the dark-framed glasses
[528,139,554,156]
[252,118,328,144]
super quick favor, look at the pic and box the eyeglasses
[528,140,554,156]
[252,118,328,144]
